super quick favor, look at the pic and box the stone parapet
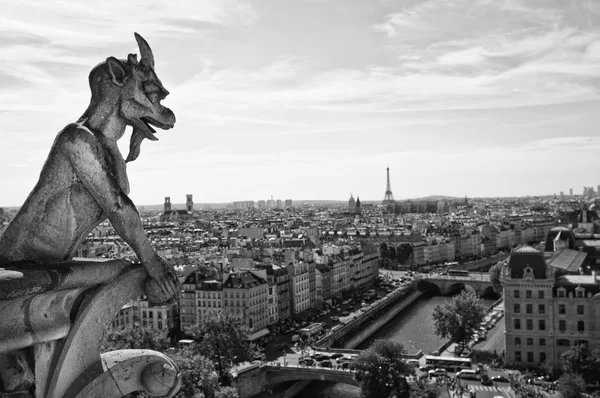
[0,260,181,398]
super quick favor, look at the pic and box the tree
[102,327,170,353]
[380,242,389,259]
[387,246,397,260]
[408,379,440,398]
[488,261,505,294]
[432,291,486,353]
[186,311,254,385]
[560,345,600,384]
[558,373,587,398]
[169,348,220,398]
[542,358,564,381]
[351,340,414,398]
[396,243,413,265]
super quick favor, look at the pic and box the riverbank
[316,280,422,349]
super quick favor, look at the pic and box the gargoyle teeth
[141,117,157,134]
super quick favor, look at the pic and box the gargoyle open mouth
[140,116,172,138]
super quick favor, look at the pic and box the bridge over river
[420,273,496,297]
[232,363,359,398]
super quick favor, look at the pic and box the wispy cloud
[1,0,600,205]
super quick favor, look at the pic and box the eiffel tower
[382,166,396,206]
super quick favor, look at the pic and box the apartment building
[504,245,596,365]
[223,270,269,334]
[288,261,310,315]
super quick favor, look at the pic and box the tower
[348,194,355,210]
[355,196,362,215]
[382,167,396,206]
[164,197,171,213]
[186,194,193,212]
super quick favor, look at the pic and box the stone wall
[343,290,423,349]
[231,364,267,398]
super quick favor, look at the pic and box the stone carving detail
[0,34,181,397]
[0,32,179,304]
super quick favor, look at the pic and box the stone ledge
[0,259,134,300]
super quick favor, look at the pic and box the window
[539,320,546,331]
[558,304,566,314]
[540,352,546,363]
[514,303,521,313]
[514,319,521,330]
[526,304,533,314]
[538,304,545,314]
[559,320,566,332]
[540,338,546,347]
[526,290,532,299]
[538,290,544,299]
[527,319,533,330]
[577,305,584,315]
[527,338,533,347]
[514,290,520,298]
[527,352,534,362]
[557,339,570,347]
[558,289,566,298]
[515,337,521,346]
[515,351,522,362]
[576,289,584,298]
[578,321,585,332]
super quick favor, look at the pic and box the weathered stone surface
[0,350,34,393]
[0,287,85,354]
[0,259,130,299]
[46,267,146,397]
[0,33,179,304]
[0,33,181,398]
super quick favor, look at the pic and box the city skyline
[1,0,600,207]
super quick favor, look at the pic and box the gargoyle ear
[106,56,126,86]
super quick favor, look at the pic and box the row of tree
[379,242,414,265]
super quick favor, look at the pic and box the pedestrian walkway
[468,385,510,393]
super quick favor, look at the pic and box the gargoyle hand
[144,253,181,304]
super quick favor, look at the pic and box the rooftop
[547,249,587,273]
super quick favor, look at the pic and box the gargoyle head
[87,33,176,162]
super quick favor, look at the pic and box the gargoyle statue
[0,33,179,303]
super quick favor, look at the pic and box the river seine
[302,293,496,398]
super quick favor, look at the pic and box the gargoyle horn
[134,32,155,69]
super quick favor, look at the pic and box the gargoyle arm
[62,126,156,263]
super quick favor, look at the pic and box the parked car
[456,369,479,380]
[342,311,350,316]
[320,360,333,368]
[407,359,420,367]
[428,368,448,378]
[419,364,435,372]
[491,375,509,383]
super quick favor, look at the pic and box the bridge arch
[265,366,360,388]
[480,286,500,299]
[445,282,476,296]
[416,280,442,295]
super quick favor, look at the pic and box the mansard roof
[222,271,266,289]
[508,246,546,279]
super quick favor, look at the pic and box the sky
[1,0,600,206]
